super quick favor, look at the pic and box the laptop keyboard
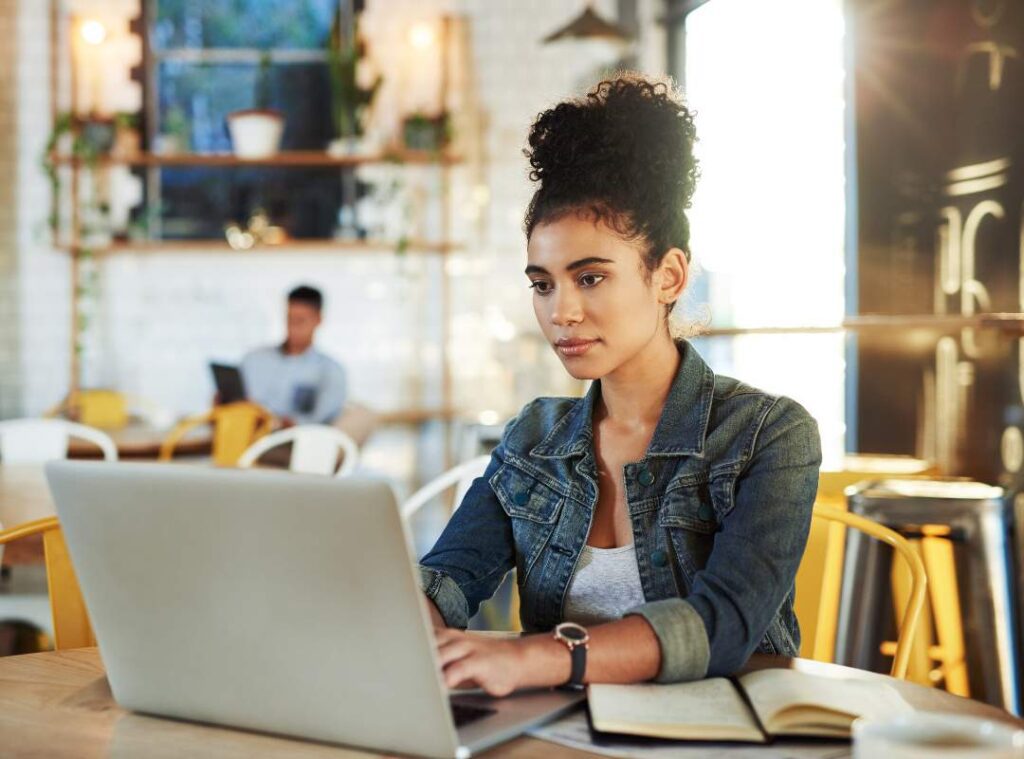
[451,702,497,727]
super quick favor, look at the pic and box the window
[143,0,347,239]
[675,0,848,465]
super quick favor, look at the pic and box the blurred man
[240,285,347,426]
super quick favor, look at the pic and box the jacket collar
[530,339,715,460]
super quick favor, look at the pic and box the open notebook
[588,669,915,743]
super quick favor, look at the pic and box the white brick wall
[0,0,19,418]
[18,0,71,419]
[9,0,668,482]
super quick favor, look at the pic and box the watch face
[558,623,588,641]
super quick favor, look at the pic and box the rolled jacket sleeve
[419,567,471,629]
[417,412,526,625]
[626,597,710,682]
[683,398,820,678]
[631,397,820,682]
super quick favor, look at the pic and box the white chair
[402,455,519,631]
[401,455,491,520]
[236,425,361,477]
[0,418,118,463]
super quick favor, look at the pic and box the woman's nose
[549,288,583,326]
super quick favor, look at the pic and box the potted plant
[227,51,285,158]
[110,111,141,159]
[153,105,189,155]
[401,111,450,152]
[326,13,381,156]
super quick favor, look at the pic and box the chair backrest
[0,516,95,649]
[401,455,491,521]
[810,504,927,680]
[237,425,361,477]
[159,402,275,467]
[75,390,130,429]
[401,455,519,632]
[0,419,118,463]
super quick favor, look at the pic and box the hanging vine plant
[41,112,115,386]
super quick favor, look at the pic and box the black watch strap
[566,643,587,689]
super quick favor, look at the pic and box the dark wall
[850,0,1024,483]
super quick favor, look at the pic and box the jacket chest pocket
[658,483,718,580]
[491,464,565,580]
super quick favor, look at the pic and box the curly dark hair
[524,73,699,273]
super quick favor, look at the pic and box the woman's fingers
[444,657,480,690]
[434,627,465,647]
[437,638,475,667]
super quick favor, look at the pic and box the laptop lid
[46,460,461,759]
[209,363,246,404]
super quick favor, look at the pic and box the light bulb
[408,23,434,50]
[80,20,107,46]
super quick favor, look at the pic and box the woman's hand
[435,629,525,696]
[435,629,571,697]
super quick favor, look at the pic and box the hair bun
[524,72,699,259]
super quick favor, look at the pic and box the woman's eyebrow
[566,256,614,271]
[524,257,615,276]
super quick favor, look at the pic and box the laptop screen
[210,363,247,404]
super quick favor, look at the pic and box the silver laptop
[45,460,583,758]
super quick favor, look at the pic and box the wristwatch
[553,622,590,690]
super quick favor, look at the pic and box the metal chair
[0,418,117,463]
[159,401,275,467]
[237,425,360,477]
[0,517,95,650]
[810,504,927,680]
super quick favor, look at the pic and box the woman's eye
[579,273,605,287]
[529,280,552,294]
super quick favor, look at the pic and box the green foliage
[255,50,273,110]
[328,14,381,138]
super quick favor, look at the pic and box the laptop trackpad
[451,689,585,752]
[450,701,497,727]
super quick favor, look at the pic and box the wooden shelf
[698,314,1024,338]
[50,149,462,168]
[58,238,461,256]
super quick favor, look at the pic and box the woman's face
[526,213,685,380]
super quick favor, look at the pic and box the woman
[420,73,821,696]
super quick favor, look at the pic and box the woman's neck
[596,330,681,430]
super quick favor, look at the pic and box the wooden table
[0,648,1019,758]
[67,422,212,459]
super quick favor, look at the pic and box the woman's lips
[555,339,598,357]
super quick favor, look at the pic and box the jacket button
[514,490,530,506]
[698,504,713,521]
[651,549,668,567]
[638,468,655,486]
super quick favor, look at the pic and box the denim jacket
[420,340,821,682]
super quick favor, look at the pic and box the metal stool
[835,479,1019,714]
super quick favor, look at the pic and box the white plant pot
[227,109,284,158]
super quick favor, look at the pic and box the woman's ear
[656,248,688,305]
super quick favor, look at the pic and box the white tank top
[562,543,647,627]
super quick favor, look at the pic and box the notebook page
[739,669,914,732]
[588,678,765,741]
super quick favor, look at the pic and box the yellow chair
[47,390,129,429]
[159,401,275,467]
[795,456,935,663]
[0,517,95,650]
[809,504,927,680]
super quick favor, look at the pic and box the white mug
[854,713,1024,758]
